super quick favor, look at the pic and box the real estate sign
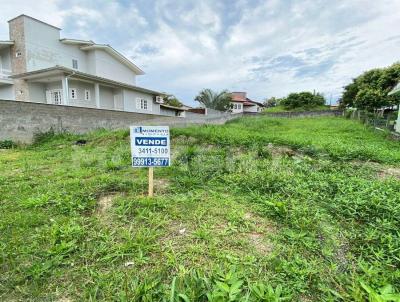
[130,126,170,167]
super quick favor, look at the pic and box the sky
[0,0,400,106]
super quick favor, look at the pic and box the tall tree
[194,89,232,111]
[341,62,400,111]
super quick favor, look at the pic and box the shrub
[33,128,56,145]
[280,92,325,110]
[0,140,16,149]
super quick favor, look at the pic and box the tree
[342,62,400,111]
[280,92,325,109]
[264,97,279,108]
[163,94,183,107]
[354,88,385,112]
[194,89,232,111]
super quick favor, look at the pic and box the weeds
[1,116,399,301]
[0,139,16,149]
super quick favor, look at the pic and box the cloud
[0,0,399,105]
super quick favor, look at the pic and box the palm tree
[194,89,232,111]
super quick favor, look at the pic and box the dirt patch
[244,212,277,233]
[267,144,296,157]
[97,194,118,215]
[244,211,275,254]
[154,178,170,193]
[378,167,400,180]
[248,232,273,255]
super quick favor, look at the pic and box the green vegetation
[195,89,232,111]
[0,139,16,149]
[263,105,330,113]
[341,62,400,111]
[175,117,400,164]
[280,91,326,110]
[163,94,184,108]
[1,116,400,301]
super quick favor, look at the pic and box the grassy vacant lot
[1,116,399,301]
[263,105,331,113]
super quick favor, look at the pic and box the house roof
[10,66,162,96]
[8,14,61,30]
[60,38,95,45]
[230,92,263,106]
[389,82,400,95]
[60,39,144,75]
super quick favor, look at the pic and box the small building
[0,15,181,117]
[229,92,264,114]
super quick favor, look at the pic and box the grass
[263,105,331,113]
[174,116,400,164]
[1,116,400,301]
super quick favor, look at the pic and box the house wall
[28,82,46,103]
[22,17,89,73]
[67,80,96,108]
[99,85,115,110]
[45,81,61,91]
[230,101,244,114]
[123,89,160,115]
[0,99,240,143]
[243,104,259,113]
[113,89,124,111]
[9,16,28,101]
[160,107,178,117]
[89,50,137,86]
[0,85,14,100]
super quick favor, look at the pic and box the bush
[33,128,56,145]
[0,140,16,149]
[280,92,325,110]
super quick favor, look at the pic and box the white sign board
[130,126,170,167]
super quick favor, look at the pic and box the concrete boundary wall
[261,110,343,118]
[0,100,241,143]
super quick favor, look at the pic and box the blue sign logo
[134,127,143,133]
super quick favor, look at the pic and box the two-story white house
[229,92,264,114]
[0,15,184,116]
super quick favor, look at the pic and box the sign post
[148,167,154,197]
[130,126,170,197]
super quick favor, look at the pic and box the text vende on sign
[135,137,168,146]
[130,126,171,167]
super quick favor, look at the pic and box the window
[238,104,242,110]
[69,88,77,100]
[72,59,78,69]
[84,90,90,101]
[141,99,148,110]
[136,98,150,110]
